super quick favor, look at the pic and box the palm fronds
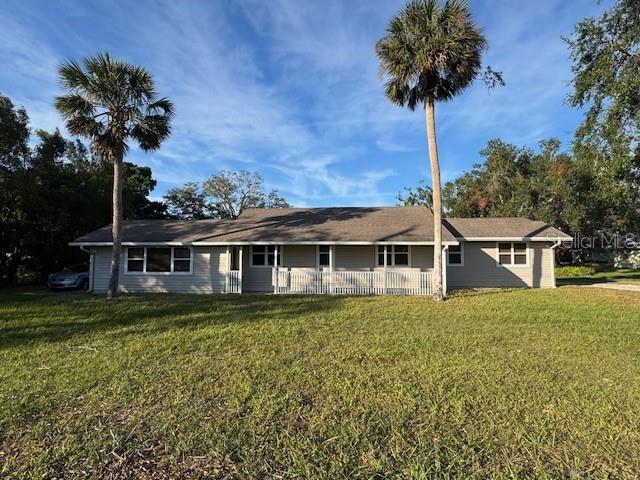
[55,52,174,157]
[376,0,487,109]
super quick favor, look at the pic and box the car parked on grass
[47,264,90,291]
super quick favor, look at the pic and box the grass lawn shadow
[0,291,348,349]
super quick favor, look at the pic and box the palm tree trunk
[107,154,123,298]
[425,98,444,301]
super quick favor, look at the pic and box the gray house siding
[334,245,375,270]
[447,241,555,288]
[90,241,555,294]
[410,246,434,270]
[91,246,227,294]
[242,245,435,292]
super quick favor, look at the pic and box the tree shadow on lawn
[447,287,531,298]
[557,270,640,286]
[0,293,348,350]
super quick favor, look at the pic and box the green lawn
[1,288,639,479]
[557,268,640,286]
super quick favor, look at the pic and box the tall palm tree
[56,52,174,298]
[376,0,487,301]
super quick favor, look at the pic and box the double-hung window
[447,244,464,265]
[173,247,192,272]
[377,245,409,266]
[497,242,528,266]
[251,246,283,267]
[127,248,145,272]
[125,247,192,273]
[318,246,330,267]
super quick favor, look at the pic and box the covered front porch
[223,244,448,296]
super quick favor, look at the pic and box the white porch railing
[225,270,241,294]
[273,269,433,296]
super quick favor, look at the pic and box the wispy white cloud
[0,0,613,206]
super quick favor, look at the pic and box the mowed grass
[1,288,639,479]
[558,268,640,286]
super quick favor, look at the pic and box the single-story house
[70,206,572,295]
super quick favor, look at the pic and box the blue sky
[0,0,611,206]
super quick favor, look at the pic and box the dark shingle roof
[71,207,572,244]
[445,217,571,240]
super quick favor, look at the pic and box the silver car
[48,264,90,291]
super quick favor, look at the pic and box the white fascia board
[458,236,572,242]
[69,241,188,246]
[71,240,461,246]
[194,241,461,246]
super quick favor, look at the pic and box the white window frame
[447,244,464,266]
[375,245,411,267]
[495,241,529,267]
[250,245,284,268]
[124,246,193,275]
[317,245,330,268]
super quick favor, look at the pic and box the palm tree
[56,52,174,297]
[376,0,488,301]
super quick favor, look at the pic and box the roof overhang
[456,236,573,242]
[70,240,461,247]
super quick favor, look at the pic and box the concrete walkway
[583,283,640,292]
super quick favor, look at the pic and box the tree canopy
[565,0,640,150]
[55,52,174,162]
[375,0,489,108]
[164,170,290,220]
[397,181,433,208]
[398,134,639,241]
[0,93,164,285]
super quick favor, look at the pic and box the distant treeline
[400,138,640,244]
[0,94,291,285]
[1,95,166,285]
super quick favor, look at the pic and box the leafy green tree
[165,170,290,220]
[263,189,290,210]
[56,52,174,297]
[1,92,167,285]
[565,0,640,238]
[164,182,208,219]
[0,95,30,172]
[376,0,497,300]
[0,95,31,284]
[565,0,640,149]
[440,138,583,233]
[202,170,265,219]
[397,181,433,208]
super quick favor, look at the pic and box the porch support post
[329,245,335,294]
[442,245,448,297]
[89,250,94,293]
[383,244,388,295]
[238,246,243,294]
[274,245,279,294]
[225,246,230,294]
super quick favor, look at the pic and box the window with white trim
[127,247,144,272]
[251,245,283,267]
[497,242,528,266]
[448,244,464,265]
[125,247,192,273]
[173,247,191,272]
[318,245,330,267]
[376,245,409,266]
